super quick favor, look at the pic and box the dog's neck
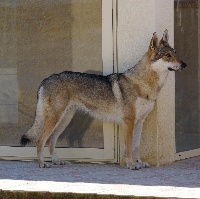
[150,58,169,88]
[124,53,169,100]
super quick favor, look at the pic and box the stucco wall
[155,0,175,166]
[117,0,175,166]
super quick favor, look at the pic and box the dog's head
[148,30,187,72]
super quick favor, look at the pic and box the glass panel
[0,0,103,148]
[174,0,200,152]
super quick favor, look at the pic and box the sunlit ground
[0,179,200,198]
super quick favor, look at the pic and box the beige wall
[117,0,175,166]
[155,0,175,166]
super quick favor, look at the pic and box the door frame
[175,149,200,161]
[174,0,200,161]
[0,0,118,163]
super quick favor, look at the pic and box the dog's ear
[148,32,158,55]
[159,29,169,46]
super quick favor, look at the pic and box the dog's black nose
[181,61,187,68]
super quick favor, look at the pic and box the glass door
[0,0,116,162]
[174,0,200,159]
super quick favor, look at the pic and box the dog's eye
[166,53,171,58]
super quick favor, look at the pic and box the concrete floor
[0,156,200,198]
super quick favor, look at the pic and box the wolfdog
[20,30,186,169]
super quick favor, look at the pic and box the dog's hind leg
[133,119,150,168]
[47,109,75,165]
[37,113,64,168]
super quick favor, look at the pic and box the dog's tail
[20,121,42,146]
[20,86,45,146]
[20,133,32,146]
[20,110,44,146]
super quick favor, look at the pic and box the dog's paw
[128,164,140,170]
[136,160,150,168]
[39,162,51,168]
[126,158,140,170]
[53,160,66,165]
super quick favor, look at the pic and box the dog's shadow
[59,70,103,148]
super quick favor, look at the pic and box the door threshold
[175,148,200,161]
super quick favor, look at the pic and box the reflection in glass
[174,0,200,152]
[0,0,103,148]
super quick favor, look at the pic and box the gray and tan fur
[20,30,186,169]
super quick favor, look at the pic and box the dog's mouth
[168,66,185,71]
[168,67,175,71]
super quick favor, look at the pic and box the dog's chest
[135,97,155,120]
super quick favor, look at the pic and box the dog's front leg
[133,119,150,168]
[123,117,140,170]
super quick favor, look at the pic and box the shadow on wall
[0,0,103,147]
[59,70,104,149]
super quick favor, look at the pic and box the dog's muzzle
[168,61,187,71]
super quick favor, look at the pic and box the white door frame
[0,0,118,163]
[175,149,200,161]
